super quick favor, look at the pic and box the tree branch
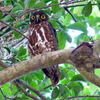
[67,95,100,99]
[0,48,73,85]
[0,61,8,68]
[0,46,100,87]
[67,3,98,8]
[15,83,39,100]
[20,0,86,17]
[15,80,47,100]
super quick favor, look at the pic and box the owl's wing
[42,22,60,86]
[48,22,58,49]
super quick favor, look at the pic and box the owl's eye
[31,15,35,20]
[41,14,46,19]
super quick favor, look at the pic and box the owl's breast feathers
[28,21,57,55]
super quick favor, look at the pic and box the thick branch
[0,49,73,85]
[0,61,8,68]
[0,47,100,87]
[77,67,100,87]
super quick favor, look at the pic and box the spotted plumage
[28,11,60,86]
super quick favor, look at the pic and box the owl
[28,11,60,86]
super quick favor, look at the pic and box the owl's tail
[42,66,60,86]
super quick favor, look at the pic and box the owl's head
[30,11,49,24]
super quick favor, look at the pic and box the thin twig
[67,3,98,8]
[0,88,12,100]
[67,95,100,100]
[0,88,7,100]
[40,84,52,91]
[64,7,77,22]
[2,3,97,21]
[0,21,28,40]
[16,80,47,100]
[20,0,86,17]
[16,83,39,100]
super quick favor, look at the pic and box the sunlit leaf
[57,31,72,49]
[67,22,87,33]
[68,81,84,96]
[10,3,23,14]
[71,74,86,82]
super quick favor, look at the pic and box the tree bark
[0,47,100,87]
[0,49,72,85]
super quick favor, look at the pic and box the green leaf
[67,22,87,33]
[16,46,27,60]
[66,32,72,43]
[0,67,4,71]
[82,1,92,17]
[0,12,4,19]
[13,31,22,39]
[94,34,100,40]
[71,74,86,82]
[57,31,72,49]
[33,1,46,9]
[4,0,13,6]
[24,0,36,9]
[10,3,23,14]
[58,84,70,97]
[60,70,67,80]
[34,71,44,80]
[18,0,25,8]
[68,82,84,96]
[63,14,72,26]
[75,33,90,45]
[67,71,75,79]
[51,87,59,99]
[50,19,60,29]
[1,83,18,96]
[3,16,14,22]
[97,0,100,10]
[52,0,60,13]
[17,46,27,56]
[87,97,97,100]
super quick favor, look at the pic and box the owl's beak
[36,18,41,23]
[36,15,41,23]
